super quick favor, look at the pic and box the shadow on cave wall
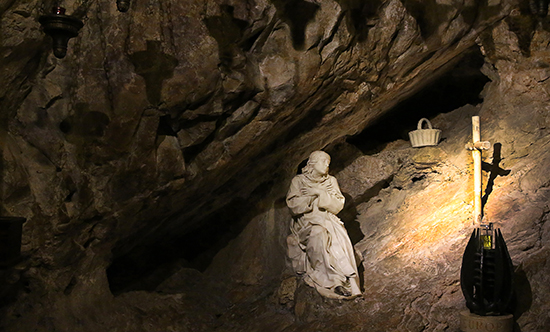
[481,142,511,218]
[401,0,458,43]
[504,0,550,58]
[129,41,178,106]
[399,0,502,49]
[107,45,490,296]
[204,5,249,72]
[107,178,280,295]
[334,0,382,43]
[270,0,320,50]
[513,265,533,331]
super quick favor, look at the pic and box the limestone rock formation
[2,0,550,331]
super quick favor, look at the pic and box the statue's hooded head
[302,151,330,180]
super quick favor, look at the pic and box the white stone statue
[286,151,361,299]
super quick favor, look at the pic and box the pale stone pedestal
[460,311,513,332]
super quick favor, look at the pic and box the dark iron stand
[459,117,514,332]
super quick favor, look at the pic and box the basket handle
[417,118,433,130]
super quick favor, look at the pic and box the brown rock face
[3,0,550,331]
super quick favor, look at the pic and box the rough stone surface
[2,0,550,332]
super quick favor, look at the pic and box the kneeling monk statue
[286,151,361,299]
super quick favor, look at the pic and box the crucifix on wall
[460,115,514,324]
[465,116,491,225]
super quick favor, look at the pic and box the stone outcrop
[3,0,550,331]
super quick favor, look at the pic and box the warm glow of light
[371,176,472,266]
[355,148,516,277]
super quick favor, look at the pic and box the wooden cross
[465,116,491,225]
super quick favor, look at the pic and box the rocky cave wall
[2,0,550,331]
[206,19,550,332]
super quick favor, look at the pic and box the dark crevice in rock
[184,190,274,269]
[42,95,62,110]
[411,174,425,182]
[63,276,77,295]
[64,190,76,202]
[157,115,177,136]
[83,235,96,249]
[323,139,363,175]
[180,124,221,164]
[183,91,217,114]
[339,192,364,245]
[355,176,393,205]
[478,29,498,62]
[33,109,49,129]
[347,46,488,155]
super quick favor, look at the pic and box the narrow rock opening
[157,115,178,136]
[348,46,489,154]
[411,175,426,182]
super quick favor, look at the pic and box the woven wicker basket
[409,118,441,148]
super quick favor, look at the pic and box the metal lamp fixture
[116,0,131,12]
[39,6,84,59]
[460,223,514,316]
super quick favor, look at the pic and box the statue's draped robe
[286,173,361,298]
